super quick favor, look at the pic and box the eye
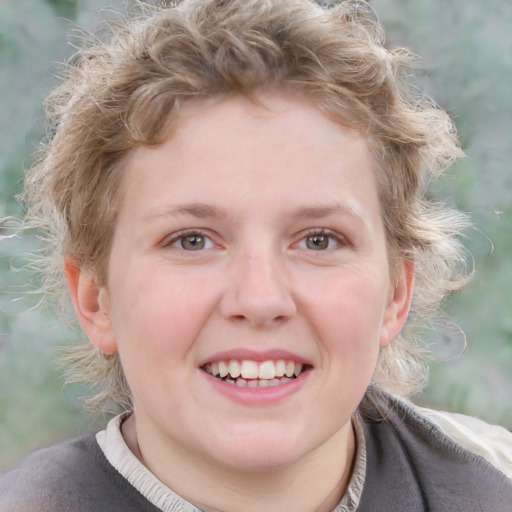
[297,230,345,251]
[166,231,216,251]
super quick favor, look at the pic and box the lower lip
[201,370,311,405]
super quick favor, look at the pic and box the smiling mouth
[202,359,307,388]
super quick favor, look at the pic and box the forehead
[119,92,381,225]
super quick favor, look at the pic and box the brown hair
[23,0,470,412]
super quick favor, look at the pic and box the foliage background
[1,0,511,469]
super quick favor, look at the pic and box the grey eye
[305,234,330,250]
[179,235,206,250]
[167,231,216,251]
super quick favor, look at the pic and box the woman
[1,1,511,510]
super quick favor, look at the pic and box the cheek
[107,273,208,408]
[301,271,389,336]
[298,270,389,382]
[109,267,219,355]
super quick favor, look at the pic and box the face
[71,93,411,478]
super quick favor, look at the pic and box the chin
[208,430,309,473]
[218,450,301,474]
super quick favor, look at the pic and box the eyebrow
[144,202,369,226]
[144,203,228,221]
[291,204,369,226]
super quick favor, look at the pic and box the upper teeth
[204,359,304,380]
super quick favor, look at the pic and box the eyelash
[296,228,347,251]
[162,230,217,251]
[161,228,346,253]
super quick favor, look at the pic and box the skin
[66,93,413,512]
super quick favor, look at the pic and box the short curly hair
[23,0,470,412]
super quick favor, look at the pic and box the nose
[219,249,297,327]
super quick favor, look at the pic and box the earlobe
[64,258,118,354]
[380,259,414,348]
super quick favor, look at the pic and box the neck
[122,415,356,512]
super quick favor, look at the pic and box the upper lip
[197,349,312,367]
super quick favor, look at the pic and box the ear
[380,258,414,348]
[64,258,118,354]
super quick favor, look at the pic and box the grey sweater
[1,393,511,511]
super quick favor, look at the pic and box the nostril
[229,314,289,326]
[219,283,297,326]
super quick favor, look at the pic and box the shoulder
[414,404,512,479]
[0,435,99,512]
[2,434,99,479]
[0,435,159,512]
[357,391,512,511]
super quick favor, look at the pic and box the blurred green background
[1,0,511,470]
